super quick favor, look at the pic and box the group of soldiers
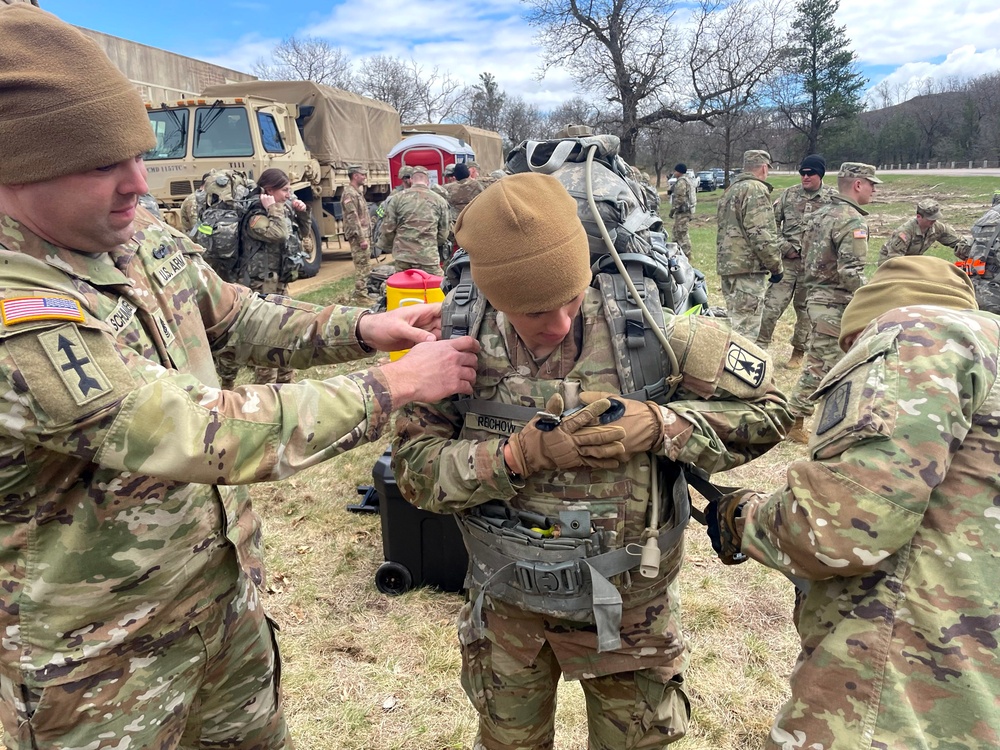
[340,160,501,304]
[713,149,986,442]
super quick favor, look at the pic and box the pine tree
[779,0,867,154]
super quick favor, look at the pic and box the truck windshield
[193,106,254,158]
[145,109,188,161]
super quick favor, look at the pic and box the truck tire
[300,218,322,279]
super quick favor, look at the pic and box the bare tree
[524,0,791,162]
[544,96,608,136]
[501,96,546,151]
[252,37,355,90]
[355,55,426,123]
[409,62,464,123]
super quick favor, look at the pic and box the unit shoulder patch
[724,342,766,387]
[817,381,851,435]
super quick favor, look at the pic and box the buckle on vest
[514,560,582,595]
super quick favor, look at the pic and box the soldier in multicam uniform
[955,204,1000,313]
[878,198,971,266]
[786,161,879,443]
[0,7,479,748]
[180,172,209,234]
[715,149,784,339]
[393,173,791,750]
[443,162,486,225]
[668,163,697,258]
[707,255,1000,750]
[758,155,836,369]
[376,166,450,274]
[341,164,372,304]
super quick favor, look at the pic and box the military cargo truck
[144,80,402,274]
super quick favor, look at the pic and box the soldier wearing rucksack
[956,204,1000,313]
[193,169,255,283]
[393,174,790,750]
[214,168,311,388]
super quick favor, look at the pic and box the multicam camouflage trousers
[215,279,294,388]
[758,256,810,350]
[788,301,847,418]
[672,213,692,258]
[720,273,768,341]
[0,572,288,750]
[462,638,689,750]
[350,239,372,299]
[394,259,443,276]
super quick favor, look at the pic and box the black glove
[669,208,675,218]
[768,271,784,284]
[706,490,753,565]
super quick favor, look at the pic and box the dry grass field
[251,173,998,750]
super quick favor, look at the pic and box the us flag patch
[853,229,868,239]
[1,296,84,326]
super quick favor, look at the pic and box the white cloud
[868,45,1000,98]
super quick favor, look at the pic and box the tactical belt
[460,471,691,653]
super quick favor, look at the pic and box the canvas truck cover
[403,123,503,172]
[201,81,402,173]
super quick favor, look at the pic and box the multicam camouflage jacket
[340,183,370,243]
[442,178,486,224]
[958,207,1000,313]
[240,196,310,284]
[716,173,783,276]
[180,188,205,234]
[376,184,450,267]
[671,173,698,216]
[0,208,392,686]
[773,183,837,259]
[741,304,1000,750]
[802,194,869,305]
[878,215,971,266]
[393,287,790,679]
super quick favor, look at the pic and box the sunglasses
[799,169,818,176]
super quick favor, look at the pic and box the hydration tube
[582,144,682,577]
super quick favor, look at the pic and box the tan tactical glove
[506,393,627,477]
[580,391,665,458]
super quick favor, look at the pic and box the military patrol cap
[398,166,413,180]
[348,164,367,176]
[468,161,481,169]
[0,4,156,184]
[743,150,772,170]
[444,163,456,176]
[916,199,942,220]
[409,165,429,177]
[839,255,977,351]
[837,162,882,184]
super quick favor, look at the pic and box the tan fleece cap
[0,5,156,184]
[839,255,977,351]
[454,173,592,314]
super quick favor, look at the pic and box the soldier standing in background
[443,162,485,225]
[669,163,697,258]
[759,155,836,368]
[786,162,879,443]
[878,199,971,265]
[342,164,372,305]
[0,6,480,748]
[376,166,450,274]
[180,172,209,234]
[716,149,784,339]
[956,204,1000,313]
[707,255,999,750]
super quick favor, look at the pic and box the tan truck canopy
[403,123,504,172]
[201,81,402,174]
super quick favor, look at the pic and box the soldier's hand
[260,194,276,209]
[506,393,627,477]
[379,337,479,406]
[706,489,754,565]
[669,208,675,218]
[580,391,666,458]
[291,198,307,212]
[360,303,443,349]
[769,271,784,284]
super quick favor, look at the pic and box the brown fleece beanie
[454,173,591,314]
[839,256,978,351]
[0,5,156,184]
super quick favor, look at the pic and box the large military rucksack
[443,133,712,404]
[194,169,254,283]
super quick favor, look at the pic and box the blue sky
[41,0,1000,110]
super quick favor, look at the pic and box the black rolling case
[371,449,468,595]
